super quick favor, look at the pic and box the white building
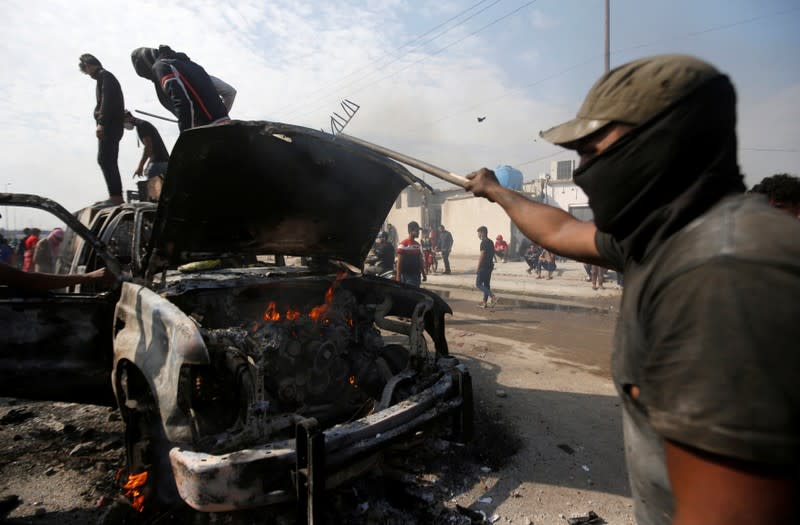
[383,159,593,256]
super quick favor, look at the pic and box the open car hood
[147,121,428,272]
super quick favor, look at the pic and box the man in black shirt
[79,54,125,205]
[124,111,170,201]
[475,226,497,307]
[437,224,453,274]
[465,55,798,524]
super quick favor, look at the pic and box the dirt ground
[1,289,631,525]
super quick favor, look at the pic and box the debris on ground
[566,510,606,524]
[557,443,575,455]
[1,399,522,524]
[456,504,488,523]
[1,407,35,425]
[495,389,507,398]
[478,496,493,504]
[0,494,22,518]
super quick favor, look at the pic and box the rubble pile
[2,395,522,524]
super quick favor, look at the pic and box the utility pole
[604,0,610,73]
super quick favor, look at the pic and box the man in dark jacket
[466,55,798,524]
[131,46,229,131]
[436,224,453,274]
[79,53,125,205]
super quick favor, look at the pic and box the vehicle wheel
[118,363,181,510]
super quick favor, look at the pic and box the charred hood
[148,121,427,270]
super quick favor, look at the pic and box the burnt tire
[118,362,181,510]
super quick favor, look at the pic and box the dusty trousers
[97,129,123,197]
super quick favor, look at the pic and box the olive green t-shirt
[596,195,800,525]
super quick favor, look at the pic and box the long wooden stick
[134,109,178,123]
[337,133,469,188]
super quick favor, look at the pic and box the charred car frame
[0,121,473,520]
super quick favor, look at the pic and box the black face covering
[573,76,746,262]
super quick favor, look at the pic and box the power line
[284,0,541,122]
[451,6,800,170]
[277,0,503,118]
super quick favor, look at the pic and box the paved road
[423,256,623,307]
[432,286,634,524]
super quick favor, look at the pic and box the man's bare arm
[136,135,154,177]
[0,263,115,291]
[466,168,606,265]
[665,440,795,525]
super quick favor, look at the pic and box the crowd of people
[0,224,112,290]
[0,227,63,273]
[79,46,235,205]
[3,47,799,522]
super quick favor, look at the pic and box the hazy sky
[1,0,798,228]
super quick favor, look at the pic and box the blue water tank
[494,165,523,190]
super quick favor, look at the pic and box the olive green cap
[540,54,722,148]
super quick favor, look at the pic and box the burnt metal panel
[0,290,116,404]
[148,121,428,272]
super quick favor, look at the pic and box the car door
[0,195,122,405]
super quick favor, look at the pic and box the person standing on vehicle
[131,46,230,132]
[396,221,426,287]
[124,111,170,202]
[437,224,453,274]
[476,226,497,307]
[465,54,799,524]
[79,53,125,205]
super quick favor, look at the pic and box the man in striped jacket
[131,46,229,132]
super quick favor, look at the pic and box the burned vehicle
[0,121,472,518]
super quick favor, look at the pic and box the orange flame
[262,271,349,324]
[348,375,358,389]
[263,301,281,321]
[122,471,148,512]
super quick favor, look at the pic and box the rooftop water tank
[494,165,523,190]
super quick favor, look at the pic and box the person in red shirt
[21,228,40,272]
[494,234,509,263]
[396,221,426,287]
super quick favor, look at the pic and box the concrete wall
[384,204,423,236]
[441,195,514,256]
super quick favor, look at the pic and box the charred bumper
[169,364,472,512]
